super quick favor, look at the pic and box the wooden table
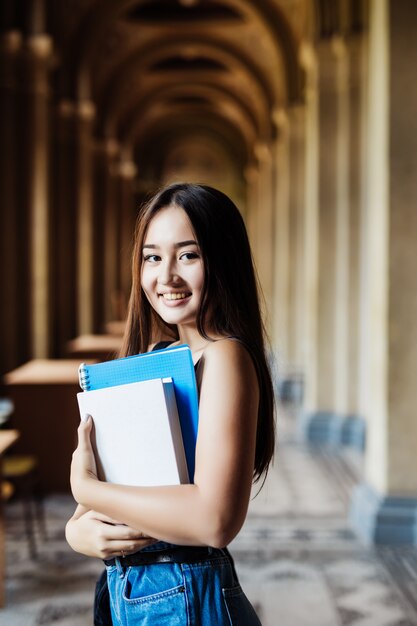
[104,320,126,336]
[66,334,122,361]
[0,429,19,607]
[3,360,86,493]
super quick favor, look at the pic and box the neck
[176,324,219,354]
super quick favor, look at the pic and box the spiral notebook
[78,344,198,481]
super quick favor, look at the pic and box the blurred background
[1,0,417,624]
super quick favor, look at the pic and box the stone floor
[2,407,417,625]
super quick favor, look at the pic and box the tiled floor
[2,407,417,625]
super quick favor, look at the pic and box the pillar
[272,104,308,403]
[0,31,22,374]
[94,143,136,327]
[253,141,274,329]
[53,98,96,339]
[102,141,123,324]
[286,105,306,379]
[91,141,108,332]
[118,159,137,317]
[244,163,260,271]
[270,109,290,368]
[342,34,368,449]
[350,0,417,544]
[74,100,96,335]
[299,44,319,417]
[23,34,53,358]
[301,37,351,443]
[52,100,78,355]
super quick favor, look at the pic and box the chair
[2,454,46,558]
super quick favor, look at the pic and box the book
[78,344,198,481]
[77,377,189,486]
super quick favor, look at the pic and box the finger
[81,412,91,424]
[102,524,149,541]
[83,512,147,538]
[107,538,159,557]
[77,416,93,442]
[79,413,93,429]
[87,511,125,525]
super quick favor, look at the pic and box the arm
[71,339,259,548]
[65,504,157,559]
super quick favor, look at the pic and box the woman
[67,183,275,625]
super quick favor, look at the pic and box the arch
[225,0,304,102]
[106,71,268,144]
[95,34,276,138]
[60,0,303,104]
[133,107,251,167]
[131,114,248,214]
[121,87,257,160]
[138,127,245,199]
[125,1,243,23]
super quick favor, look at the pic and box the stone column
[342,34,368,449]
[118,159,137,317]
[299,44,319,416]
[244,162,260,272]
[74,100,96,335]
[103,140,121,322]
[253,141,274,330]
[53,99,97,339]
[270,109,290,367]
[245,159,279,332]
[19,33,53,359]
[287,105,306,379]
[91,140,115,330]
[273,104,308,403]
[302,37,351,443]
[350,0,417,544]
[99,152,137,326]
[0,31,22,374]
[52,100,79,355]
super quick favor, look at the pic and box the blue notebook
[78,344,198,481]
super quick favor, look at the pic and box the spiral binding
[78,363,91,391]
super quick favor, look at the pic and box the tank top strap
[152,340,175,351]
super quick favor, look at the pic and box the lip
[158,292,192,306]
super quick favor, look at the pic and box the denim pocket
[222,585,262,626]
[122,564,188,625]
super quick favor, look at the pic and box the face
[141,206,204,329]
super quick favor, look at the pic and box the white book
[77,377,189,487]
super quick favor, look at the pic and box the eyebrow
[142,240,198,250]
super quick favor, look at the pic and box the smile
[160,292,191,301]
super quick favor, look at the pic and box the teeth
[162,292,189,301]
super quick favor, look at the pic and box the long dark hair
[121,182,275,484]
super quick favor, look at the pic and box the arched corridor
[2,0,417,622]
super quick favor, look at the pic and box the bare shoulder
[202,338,257,384]
[197,338,259,430]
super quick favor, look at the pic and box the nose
[158,258,180,285]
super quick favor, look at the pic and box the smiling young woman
[66,183,275,626]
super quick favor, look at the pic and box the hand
[65,508,159,559]
[70,415,98,504]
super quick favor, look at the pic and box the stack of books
[77,344,198,486]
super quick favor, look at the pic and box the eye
[143,254,161,263]
[179,251,200,261]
